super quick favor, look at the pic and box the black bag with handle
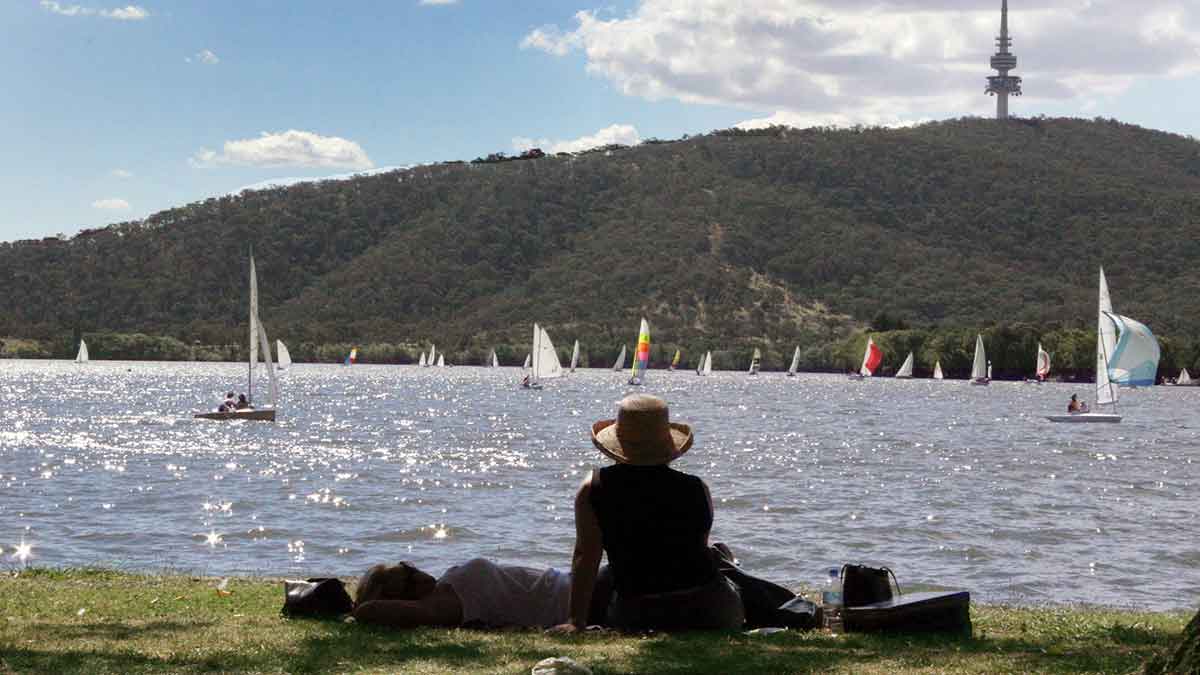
[841,564,899,607]
[281,578,354,618]
[838,564,971,634]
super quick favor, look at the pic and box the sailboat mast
[1099,321,1118,415]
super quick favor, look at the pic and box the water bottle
[822,567,843,632]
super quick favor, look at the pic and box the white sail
[612,345,626,371]
[256,316,279,407]
[75,339,89,363]
[1035,343,1050,379]
[971,335,988,381]
[896,352,914,378]
[933,360,944,380]
[787,346,800,376]
[532,324,564,381]
[1096,269,1117,407]
[748,348,761,375]
[570,340,580,373]
[437,354,445,368]
[702,351,713,376]
[419,352,427,367]
[490,350,499,368]
[428,345,437,368]
[1103,312,1160,387]
[249,256,259,375]
[276,340,291,371]
[1180,368,1193,386]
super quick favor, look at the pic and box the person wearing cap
[552,394,744,632]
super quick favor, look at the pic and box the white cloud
[190,130,375,170]
[523,1,1200,127]
[513,123,642,154]
[186,49,220,65]
[419,0,458,5]
[110,168,133,179]
[92,198,130,210]
[41,1,149,20]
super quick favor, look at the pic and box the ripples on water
[1,360,1198,610]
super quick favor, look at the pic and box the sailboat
[611,345,627,371]
[195,254,278,421]
[343,347,358,367]
[787,346,800,378]
[523,353,532,370]
[970,335,989,385]
[933,361,944,380]
[1177,368,1195,386]
[74,339,89,364]
[850,336,882,380]
[419,352,428,367]
[276,340,292,371]
[702,351,713,376]
[523,323,563,389]
[748,348,761,376]
[669,349,681,371]
[1026,343,1050,383]
[628,318,650,385]
[895,352,915,379]
[1047,268,1160,423]
[426,345,436,368]
[489,349,499,368]
[569,340,580,373]
[436,354,445,368]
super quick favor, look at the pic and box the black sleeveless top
[589,464,716,596]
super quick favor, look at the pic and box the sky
[2,0,1199,241]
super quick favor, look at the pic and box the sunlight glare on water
[1,359,1198,610]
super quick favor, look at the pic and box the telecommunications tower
[985,0,1022,119]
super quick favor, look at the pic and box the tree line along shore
[5,320,1200,381]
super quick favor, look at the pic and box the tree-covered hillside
[3,117,1199,368]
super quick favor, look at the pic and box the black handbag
[840,564,900,607]
[281,578,354,618]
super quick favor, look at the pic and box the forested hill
[4,116,1200,366]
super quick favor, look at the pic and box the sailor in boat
[1067,394,1089,414]
[236,393,253,410]
[217,392,237,412]
[521,374,532,389]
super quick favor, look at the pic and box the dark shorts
[608,573,745,631]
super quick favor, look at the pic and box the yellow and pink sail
[631,318,650,382]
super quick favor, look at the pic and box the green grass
[0,568,1188,674]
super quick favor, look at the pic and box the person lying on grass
[351,558,611,629]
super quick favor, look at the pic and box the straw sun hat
[591,394,694,466]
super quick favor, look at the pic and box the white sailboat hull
[1045,412,1121,423]
[195,408,277,422]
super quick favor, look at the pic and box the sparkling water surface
[2,359,1198,610]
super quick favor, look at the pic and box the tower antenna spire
[986,0,1022,119]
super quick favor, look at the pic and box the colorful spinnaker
[344,347,358,366]
[669,349,681,371]
[630,318,650,384]
[859,336,882,377]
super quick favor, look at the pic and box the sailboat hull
[1045,413,1121,423]
[194,408,277,422]
[970,379,990,386]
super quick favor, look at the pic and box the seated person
[1068,394,1082,413]
[554,394,744,633]
[235,394,251,410]
[353,558,610,629]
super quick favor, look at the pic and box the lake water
[2,360,1198,610]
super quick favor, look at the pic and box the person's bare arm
[702,480,715,547]
[551,472,603,632]
[352,586,462,628]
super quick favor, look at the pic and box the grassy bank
[0,569,1187,674]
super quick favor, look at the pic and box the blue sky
[3,0,1199,241]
